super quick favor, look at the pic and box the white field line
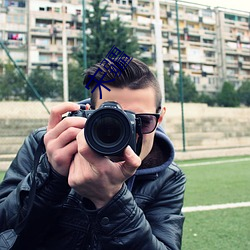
[180,157,250,167]
[182,201,250,213]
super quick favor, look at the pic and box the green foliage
[198,93,216,106]
[217,81,239,107]
[237,80,250,106]
[73,0,141,68]
[0,63,25,100]
[164,70,178,102]
[25,67,62,100]
[176,74,199,102]
[68,64,89,101]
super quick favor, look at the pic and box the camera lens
[93,116,122,144]
[84,108,132,156]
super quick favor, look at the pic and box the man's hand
[44,102,86,176]
[68,130,142,209]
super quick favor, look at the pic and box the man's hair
[83,58,162,112]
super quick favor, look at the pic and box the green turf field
[0,171,5,181]
[0,156,250,249]
[178,156,250,250]
[183,207,250,250]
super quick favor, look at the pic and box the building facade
[0,0,249,94]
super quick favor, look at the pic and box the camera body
[68,101,137,156]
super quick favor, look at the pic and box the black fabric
[0,125,186,250]
[0,136,45,249]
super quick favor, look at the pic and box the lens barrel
[84,107,132,156]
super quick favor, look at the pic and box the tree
[74,0,141,68]
[198,93,216,106]
[176,74,198,102]
[164,70,178,102]
[68,63,89,101]
[0,63,25,100]
[25,67,62,100]
[237,80,250,106]
[217,81,239,107]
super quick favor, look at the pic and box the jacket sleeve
[0,128,70,233]
[88,164,186,250]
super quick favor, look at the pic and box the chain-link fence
[1,101,250,171]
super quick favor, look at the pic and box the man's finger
[47,102,80,130]
[121,146,141,177]
[76,130,104,163]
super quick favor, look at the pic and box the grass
[176,154,250,166]
[180,156,250,250]
[1,156,250,249]
[0,171,5,182]
[182,207,250,250]
[181,158,250,207]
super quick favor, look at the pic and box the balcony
[225,46,238,54]
[223,33,236,41]
[171,11,185,21]
[201,42,215,49]
[140,51,153,58]
[242,61,250,70]
[136,6,152,16]
[30,11,74,22]
[163,54,178,61]
[201,30,216,40]
[137,35,154,45]
[235,21,249,30]
[4,40,26,49]
[66,29,81,38]
[5,23,27,32]
[203,17,216,25]
[15,59,27,66]
[0,7,8,13]
[226,61,238,68]
[30,27,51,36]
[204,58,216,65]
[130,20,151,31]
[107,3,132,15]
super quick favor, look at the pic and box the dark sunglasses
[136,113,160,134]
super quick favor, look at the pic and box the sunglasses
[136,113,160,134]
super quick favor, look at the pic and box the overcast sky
[184,0,250,12]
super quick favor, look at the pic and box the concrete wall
[162,103,250,150]
[0,101,250,155]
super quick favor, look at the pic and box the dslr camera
[68,101,139,156]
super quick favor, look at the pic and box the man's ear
[158,107,166,124]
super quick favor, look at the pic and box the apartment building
[0,0,84,78]
[216,7,250,89]
[0,0,249,94]
[0,0,27,71]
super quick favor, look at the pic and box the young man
[0,58,186,249]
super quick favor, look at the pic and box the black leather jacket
[0,126,186,250]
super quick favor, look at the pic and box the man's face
[95,87,165,161]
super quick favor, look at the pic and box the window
[193,76,200,84]
[202,9,212,17]
[8,32,25,41]
[39,54,51,62]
